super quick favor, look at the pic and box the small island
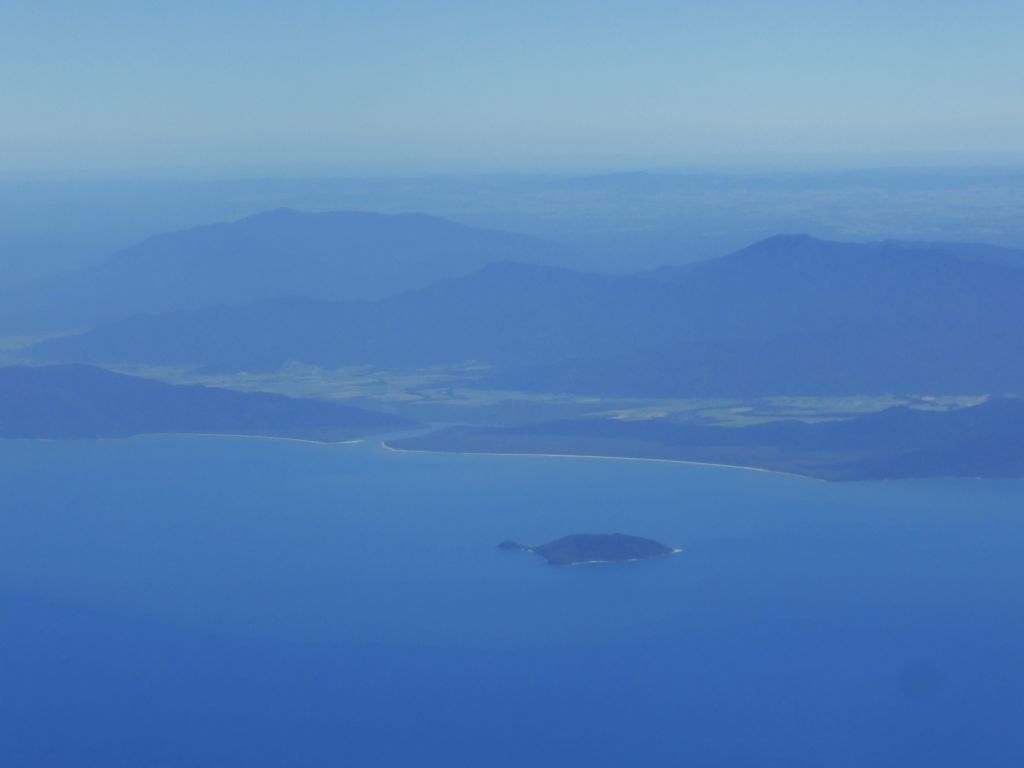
[498,533,679,566]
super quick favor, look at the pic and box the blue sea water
[2,435,1024,767]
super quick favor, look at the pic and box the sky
[2,0,1023,175]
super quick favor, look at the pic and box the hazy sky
[3,0,1023,174]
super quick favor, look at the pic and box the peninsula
[0,364,412,441]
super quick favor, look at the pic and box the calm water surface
[2,436,1023,766]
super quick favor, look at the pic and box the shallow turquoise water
[2,436,1023,766]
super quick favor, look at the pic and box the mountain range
[26,231,1024,398]
[0,209,571,332]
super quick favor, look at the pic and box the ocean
[2,435,1023,766]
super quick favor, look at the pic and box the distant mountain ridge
[0,364,411,440]
[643,234,1024,281]
[25,234,1024,397]
[29,261,682,371]
[0,209,571,332]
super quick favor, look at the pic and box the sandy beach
[380,441,818,481]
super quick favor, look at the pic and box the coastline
[380,441,821,481]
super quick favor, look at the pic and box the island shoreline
[557,547,684,567]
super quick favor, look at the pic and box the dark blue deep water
[3,436,1024,767]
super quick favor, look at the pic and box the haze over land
[0,1,1022,501]
[3,199,1024,480]
[20,221,1024,399]
[5,168,1024,285]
